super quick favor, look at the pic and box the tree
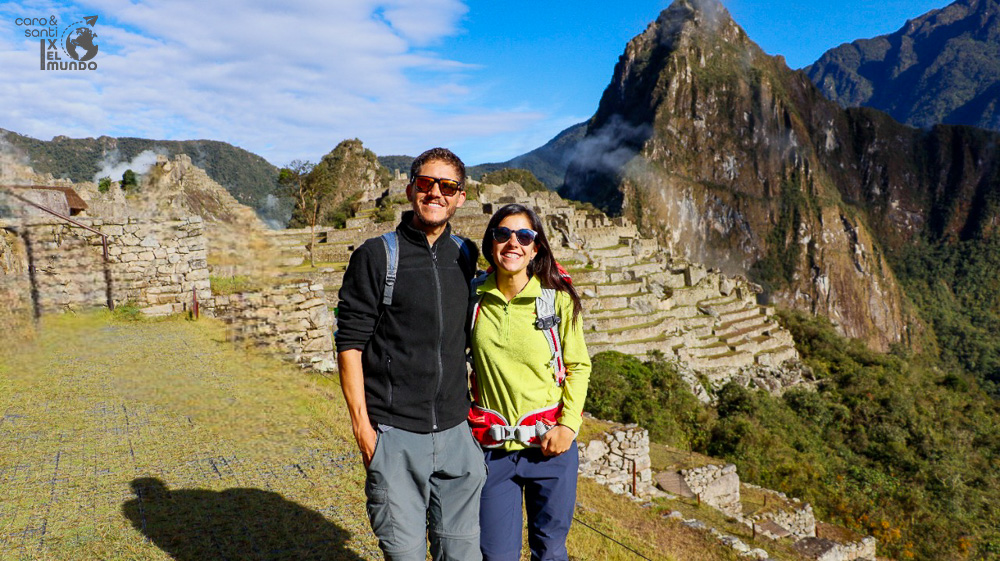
[98,176,112,193]
[279,160,322,267]
[121,169,138,193]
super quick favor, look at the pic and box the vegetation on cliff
[286,139,386,230]
[588,311,1000,559]
[479,168,547,193]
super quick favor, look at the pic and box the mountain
[805,0,1000,131]
[467,122,587,189]
[560,0,1000,353]
[0,128,290,227]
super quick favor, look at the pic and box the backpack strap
[451,234,475,277]
[379,232,399,306]
[468,272,490,335]
[535,288,566,386]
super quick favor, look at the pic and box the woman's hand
[540,424,575,457]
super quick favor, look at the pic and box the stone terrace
[269,181,800,389]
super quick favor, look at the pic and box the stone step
[581,294,630,311]
[620,261,665,278]
[661,304,702,320]
[755,345,798,367]
[587,335,673,358]
[718,305,766,325]
[698,296,747,316]
[584,317,669,344]
[684,350,755,370]
[565,268,609,285]
[715,312,769,338]
[670,285,723,307]
[678,340,731,359]
[719,320,774,344]
[647,269,689,289]
[584,310,670,332]
[594,281,644,297]
[312,242,354,263]
[599,254,639,268]
[588,245,632,258]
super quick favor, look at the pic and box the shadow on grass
[122,478,365,560]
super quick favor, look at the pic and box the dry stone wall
[212,282,335,371]
[577,425,663,498]
[10,216,211,315]
[679,463,742,517]
[744,483,816,539]
[0,225,33,334]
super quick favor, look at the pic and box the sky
[0,0,952,170]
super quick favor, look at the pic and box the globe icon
[65,27,98,62]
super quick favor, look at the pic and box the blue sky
[0,0,950,171]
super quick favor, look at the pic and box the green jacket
[470,274,592,451]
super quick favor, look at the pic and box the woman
[469,203,591,561]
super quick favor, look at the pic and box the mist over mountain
[557,0,1000,356]
[0,129,290,227]
[805,0,1000,131]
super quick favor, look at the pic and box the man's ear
[455,189,467,208]
[405,182,415,202]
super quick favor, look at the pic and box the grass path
[0,313,378,560]
[0,312,741,561]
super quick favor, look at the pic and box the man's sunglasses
[411,175,463,196]
[491,226,537,246]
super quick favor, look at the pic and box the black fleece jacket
[335,212,477,433]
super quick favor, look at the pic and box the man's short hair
[410,147,466,185]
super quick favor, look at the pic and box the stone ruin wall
[679,463,743,517]
[577,420,875,560]
[212,282,335,371]
[743,482,816,539]
[0,226,33,335]
[5,216,211,316]
[577,425,661,498]
[4,215,335,371]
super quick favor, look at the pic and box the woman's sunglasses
[492,226,537,246]
[411,175,463,196]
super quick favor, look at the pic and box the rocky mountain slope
[559,0,1000,351]
[0,128,289,227]
[806,0,1000,132]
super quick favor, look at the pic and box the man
[336,147,485,561]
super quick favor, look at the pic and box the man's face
[406,159,466,230]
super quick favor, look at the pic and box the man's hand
[355,423,378,468]
[339,349,377,468]
[540,424,575,457]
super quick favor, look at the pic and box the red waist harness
[468,402,562,448]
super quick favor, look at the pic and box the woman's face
[491,213,538,279]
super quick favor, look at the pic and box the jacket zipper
[386,355,393,409]
[430,241,443,430]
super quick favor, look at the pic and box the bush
[98,176,111,193]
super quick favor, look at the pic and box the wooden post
[631,458,636,497]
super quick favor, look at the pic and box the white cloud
[0,0,548,165]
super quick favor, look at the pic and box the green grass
[208,274,268,295]
[0,312,377,560]
[0,313,752,561]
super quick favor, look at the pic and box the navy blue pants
[479,441,578,561]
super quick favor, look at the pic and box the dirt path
[0,313,379,560]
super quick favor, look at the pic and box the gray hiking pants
[365,421,487,561]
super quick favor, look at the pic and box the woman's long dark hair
[482,203,582,320]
